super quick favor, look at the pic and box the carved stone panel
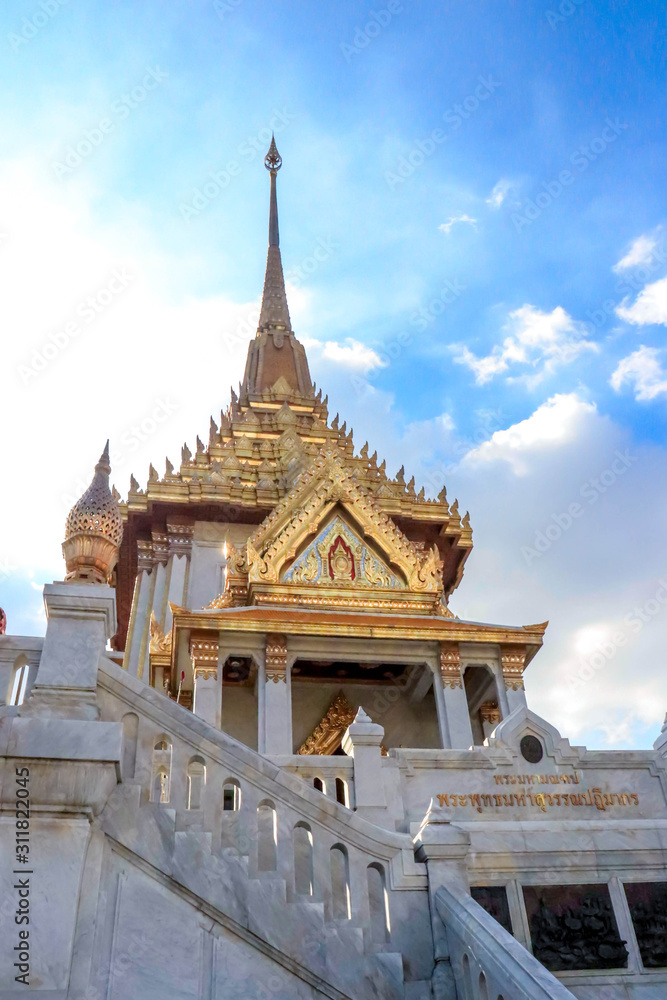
[470,886,513,935]
[523,884,628,971]
[624,881,667,968]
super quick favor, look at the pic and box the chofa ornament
[62,442,123,584]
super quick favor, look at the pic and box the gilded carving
[501,645,527,690]
[480,701,501,726]
[439,641,462,688]
[149,612,172,655]
[265,633,287,683]
[297,693,356,755]
[284,516,401,590]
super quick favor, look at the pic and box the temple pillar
[500,645,528,715]
[341,708,387,825]
[193,668,220,727]
[124,523,193,682]
[439,642,474,749]
[260,634,292,754]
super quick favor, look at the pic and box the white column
[193,668,219,728]
[261,634,292,754]
[342,708,387,825]
[440,642,474,749]
[500,645,529,716]
[123,567,154,677]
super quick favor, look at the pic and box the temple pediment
[283,514,405,590]
[247,447,441,588]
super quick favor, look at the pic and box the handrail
[435,884,577,1000]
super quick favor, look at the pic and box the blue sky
[1,0,666,750]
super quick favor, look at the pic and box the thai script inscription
[436,787,639,814]
[494,772,580,785]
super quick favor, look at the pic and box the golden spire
[240,138,313,401]
[62,441,123,584]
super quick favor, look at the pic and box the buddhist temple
[1,141,666,1000]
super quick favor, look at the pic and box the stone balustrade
[435,883,577,1000]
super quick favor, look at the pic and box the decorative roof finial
[62,441,123,585]
[264,134,282,172]
[265,135,282,249]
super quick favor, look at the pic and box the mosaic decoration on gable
[284,516,404,589]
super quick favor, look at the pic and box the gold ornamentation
[226,541,249,576]
[284,515,401,591]
[440,641,462,688]
[190,635,218,670]
[479,700,501,726]
[265,633,287,682]
[194,667,217,681]
[149,612,172,655]
[204,591,234,610]
[436,788,639,814]
[501,645,527,690]
[246,445,442,597]
[297,693,356,755]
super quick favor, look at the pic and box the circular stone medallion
[520,734,544,763]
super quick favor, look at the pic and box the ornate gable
[241,445,445,613]
[284,515,404,590]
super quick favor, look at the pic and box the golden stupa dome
[62,442,123,584]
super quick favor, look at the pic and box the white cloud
[463,393,596,475]
[613,233,659,272]
[438,214,477,234]
[0,160,386,586]
[453,305,598,386]
[610,346,667,401]
[341,390,667,748]
[616,275,667,326]
[302,336,384,372]
[486,177,517,209]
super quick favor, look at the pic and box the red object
[0,607,6,635]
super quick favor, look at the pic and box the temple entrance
[291,658,440,753]
[463,665,501,745]
[219,655,259,750]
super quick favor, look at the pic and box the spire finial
[264,134,282,173]
[96,439,111,475]
[265,136,282,248]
